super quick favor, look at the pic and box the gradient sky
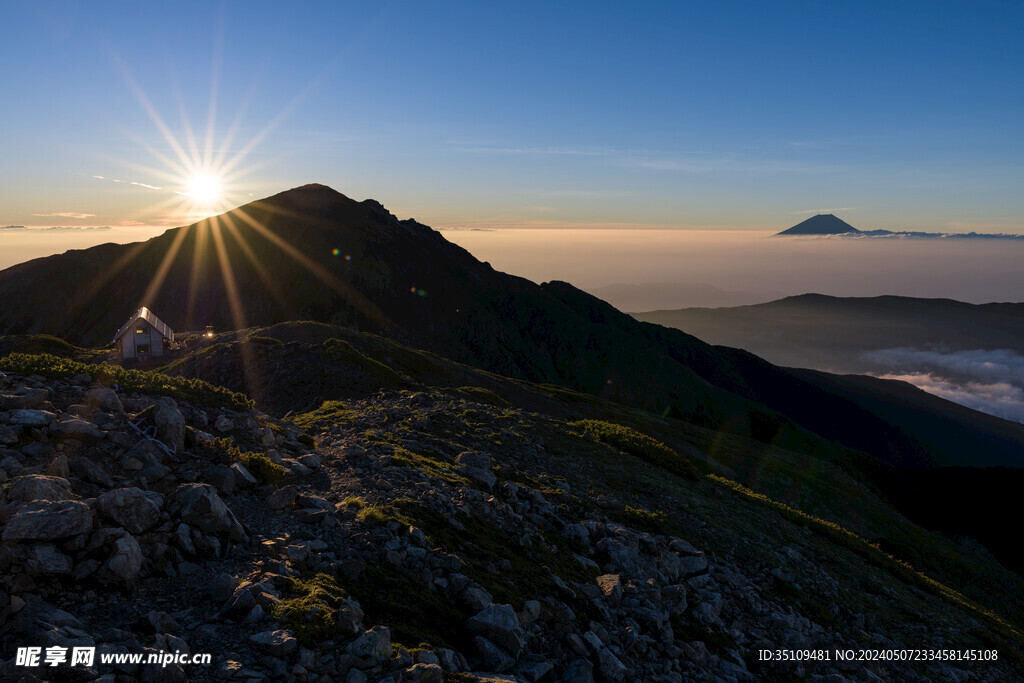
[2,0,1023,237]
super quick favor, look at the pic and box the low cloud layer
[865,348,1024,423]
[813,230,1024,240]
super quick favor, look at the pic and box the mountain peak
[776,213,860,235]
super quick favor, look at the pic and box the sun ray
[232,206,396,331]
[219,212,289,308]
[137,223,191,309]
[186,220,210,328]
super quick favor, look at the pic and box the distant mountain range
[776,214,1024,239]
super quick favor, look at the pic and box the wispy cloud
[32,212,97,219]
[794,207,856,215]
[119,220,148,226]
[865,347,1024,423]
[2,226,112,232]
[0,225,28,230]
[447,143,617,156]
[92,175,162,191]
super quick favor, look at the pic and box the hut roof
[112,307,174,343]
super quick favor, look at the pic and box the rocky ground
[0,369,1020,682]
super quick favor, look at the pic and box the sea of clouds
[865,348,1024,424]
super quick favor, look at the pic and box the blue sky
[2,0,1022,233]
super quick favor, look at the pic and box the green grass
[292,400,359,429]
[341,496,365,509]
[0,352,253,410]
[195,437,285,485]
[356,505,389,526]
[270,573,348,646]
[570,419,698,479]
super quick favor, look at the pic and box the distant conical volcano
[776,213,859,235]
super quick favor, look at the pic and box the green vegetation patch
[271,573,348,645]
[292,400,359,429]
[570,419,698,479]
[613,504,673,535]
[195,436,284,485]
[390,446,471,486]
[0,352,253,410]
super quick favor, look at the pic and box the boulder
[85,386,124,414]
[248,629,297,657]
[466,604,523,657]
[154,398,185,451]
[9,409,56,426]
[456,451,492,469]
[96,488,163,534]
[5,474,74,502]
[101,533,144,583]
[175,484,247,542]
[472,636,515,673]
[0,387,48,410]
[597,648,627,681]
[346,625,392,664]
[26,544,73,574]
[50,417,103,440]
[2,499,93,541]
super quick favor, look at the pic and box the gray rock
[230,462,257,487]
[516,659,555,682]
[85,386,123,414]
[561,658,595,683]
[9,409,57,426]
[50,417,103,439]
[461,585,494,612]
[461,465,497,490]
[45,454,70,478]
[466,604,523,657]
[473,636,515,673]
[249,629,298,656]
[101,533,144,583]
[26,544,73,574]
[2,499,93,541]
[403,663,443,683]
[0,424,19,445]
[206,466,236,494]
[346,625,392,664]
[5,474,74,502]
[96,488,163,534]
[175,483,247,542]
[208,573,238,602]
[267,484,300,509]
[561,523,590,545]
[121,439,171,482]
[214,415,234,432]
[0,387,48,410]
[456,451,492,469]
[679,554,709,578]
[69,456,114,487]
[597,648,627,681]
[154,398,185,451]
[519,600,541,625]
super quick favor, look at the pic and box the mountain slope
[1,185,1022,472]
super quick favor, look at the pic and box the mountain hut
[113,307,174,360]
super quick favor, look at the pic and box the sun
[186,173,222,206]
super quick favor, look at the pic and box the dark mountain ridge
[2,184,1022,472]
